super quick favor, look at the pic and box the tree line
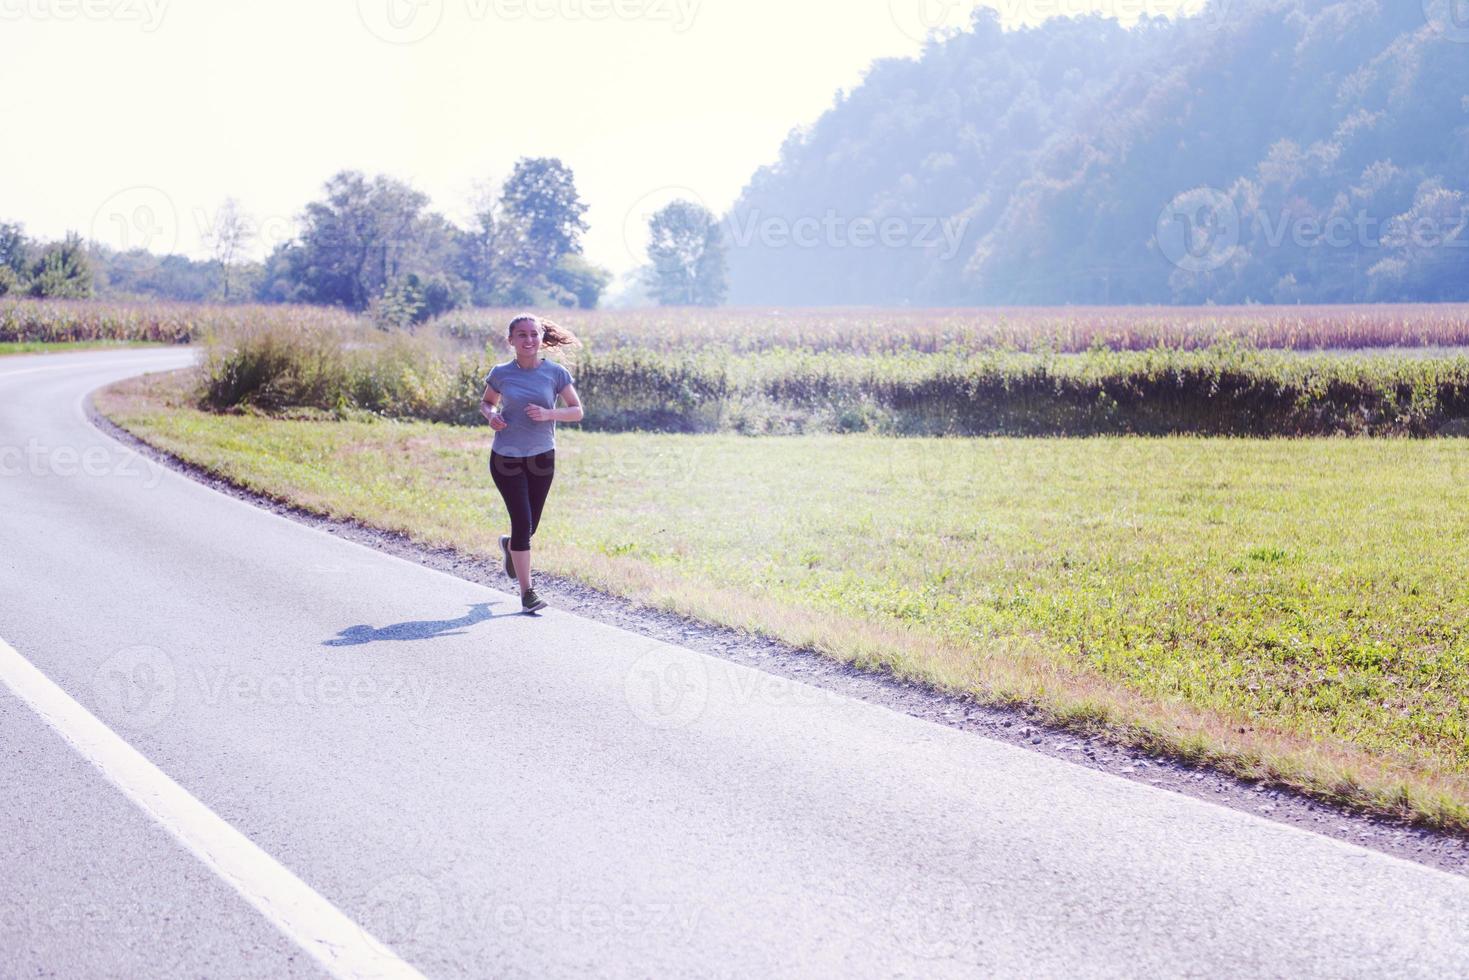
[0,156,730,315]
[726,0,1469,305]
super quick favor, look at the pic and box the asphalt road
[3,348,1469,978]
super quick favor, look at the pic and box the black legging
[490,450,555,551]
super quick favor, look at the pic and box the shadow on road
[323,601,507,646]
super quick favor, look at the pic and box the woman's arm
[527,383,584,423]
[552,383,583,423]
[480,384,507,429]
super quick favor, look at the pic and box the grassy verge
[194,317,1469,437]
[98,371,1469,832]
[0,340,174,356]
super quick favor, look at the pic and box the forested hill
[725,1,1469,306]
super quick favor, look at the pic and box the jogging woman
[479,314,584,613]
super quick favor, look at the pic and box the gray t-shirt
[484,357,575,457]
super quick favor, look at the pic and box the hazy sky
[0,0,1198,282]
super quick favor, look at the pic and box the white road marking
[0,636,426,980]
[0,351,193,382]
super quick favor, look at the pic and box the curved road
[3,348,1468,978]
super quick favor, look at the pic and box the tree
[202,198,254,301]
[456,200,533,306]
[0,222,28,296]
[646,199,728,306]
[499,157,589,285]
[0,221,27,274]
[284,171,446,310]
[549,253,612,309]
[28,233,94,299]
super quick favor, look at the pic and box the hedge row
[194,324,1469,437]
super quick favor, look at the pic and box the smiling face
[508,318,542,360]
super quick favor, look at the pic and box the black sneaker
[521,588,548,613]
[499,535,514,579]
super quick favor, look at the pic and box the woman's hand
[481,400,508,430]
[525,404,554,422]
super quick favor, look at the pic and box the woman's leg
[508,450,555,594]
[490,452,533,592]
[526,450,556,540]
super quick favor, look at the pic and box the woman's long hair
[507,314,582,350]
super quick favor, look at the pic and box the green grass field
[99,372,1469,831]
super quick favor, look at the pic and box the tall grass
[433,304,1469,355]
[0,298,362,345]
[13,297,1469,354]
[195,316,1469,437]
[196,317,486,424]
